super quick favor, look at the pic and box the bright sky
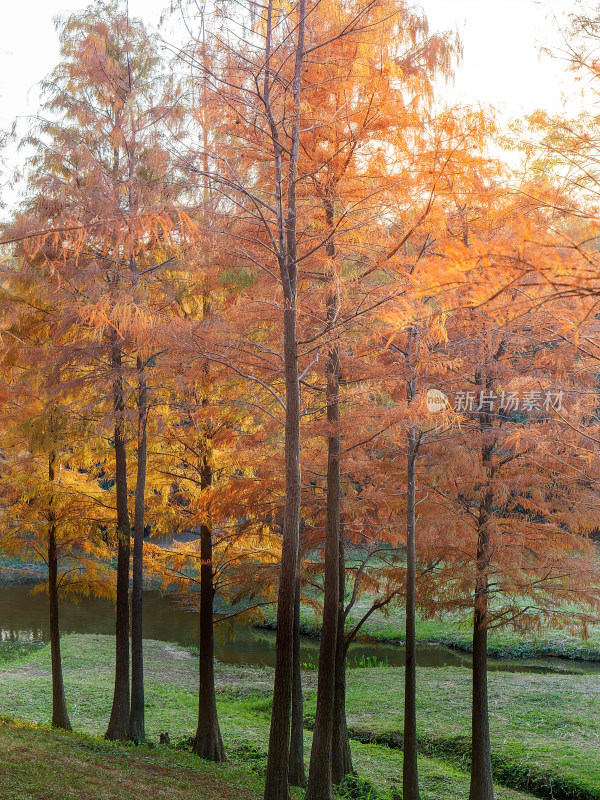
[424,0,577,116]
[0,0,167,133]
[0,0,583,192]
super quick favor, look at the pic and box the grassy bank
[0,635,595,799]
[0,718,270,800]
[0,556,46,585]
[259,595,600,662]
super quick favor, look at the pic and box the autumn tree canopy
[1,3,600,800]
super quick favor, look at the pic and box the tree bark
[469,375,495,800]
[192,466,226,761]
[48,450,71,732]
[129,357,147,741]
[403,424,420,800]
[106,340,131,742]
[264,304,302,800]
[469,503,494,800]
[263,0,305,796]
[288,570,306,787]
[306,223,340,799]
[331,531,353,784]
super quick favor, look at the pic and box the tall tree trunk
[331,531,353,784]
[264,302,302,800]
[193,454,226,762]
[289,569,306,787]
[129,357,147,741]
[306,222,340,800]
[263,1,305,796]
[106,340,131,741]
[469,369,496,800]
[469,484,495,800]
[403,424,419,800]
[192,522,226,761]
[48,449,71,732]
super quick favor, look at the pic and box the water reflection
[0,585,597,675]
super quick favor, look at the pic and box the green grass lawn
[337,667,600,799]
[0,635,594,799]
[0,718,269,800]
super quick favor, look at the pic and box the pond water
[0,585,598,675]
